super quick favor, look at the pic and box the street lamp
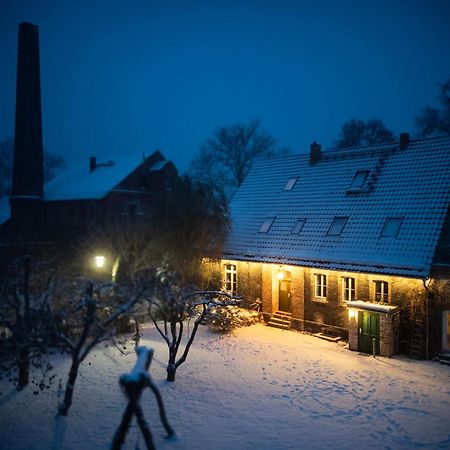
[94,255,105,269]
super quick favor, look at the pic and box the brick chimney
[10,22,44,225]
[399,132,410,150]
[90,156,97,172]
[310,142,322,164]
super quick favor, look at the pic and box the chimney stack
[399,132,410,150]
[90,156,97,172]
[10,22,44,225]
[310,142,322,164]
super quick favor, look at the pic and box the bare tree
[56,280,147,415]
[148,267,239,382]
[0,255,59,390]
[0,137,66,198]
[336,118,395,148]
[416,79,450,136]
[191,119,288,200]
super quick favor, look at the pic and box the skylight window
[380,217,403,238]
[291,219,306,234]
[327,216,348,236]
[348,170,370,190]
[283,177,298,191]
[259,217,275,233]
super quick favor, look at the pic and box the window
[283,177,298,191]
[374,281,389,303]
[291,219,306,234]
[348,170,370,191]
[342,277,356,302]
[380,217,403,238]
[259,217,275,233]
[315,274,327,299]
[224,264,237,295]
[327,216,348,236]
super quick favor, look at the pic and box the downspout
[423,277,432,360]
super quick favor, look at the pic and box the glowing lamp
[348,308,357,320]
[94,255,105,268]
[277,270,285,280]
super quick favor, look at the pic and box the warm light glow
[95,255,105,268]
[348,308,357,320]
[277,270,285,280]
[424,277,432,288]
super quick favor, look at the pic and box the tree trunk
[59,356,80,415]
[17,348,29,388]
[166,353,177,382]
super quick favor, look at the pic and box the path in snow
[1,323,450,450]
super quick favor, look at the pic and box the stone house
[218,135,450,358]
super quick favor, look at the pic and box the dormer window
[283,177,298,191]
[259,217,275,233]
[291,219,306,234]
[327,216,348,236]
[348,170,370,191]
[380,217,403,238]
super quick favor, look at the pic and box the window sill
[313,298,328,304]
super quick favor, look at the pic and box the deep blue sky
[1,0,450,173]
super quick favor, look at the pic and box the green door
[358,311,380,355]
[279,280,291,312]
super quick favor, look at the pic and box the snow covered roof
[347,301,400,315]
[223,135,450,278]
[44,154,148,201]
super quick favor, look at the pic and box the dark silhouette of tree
[416,79,450,136]
[0,138,66,198]
[191,119,288,200]
[336,119,395,148]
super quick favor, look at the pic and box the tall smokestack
[10,22,44,224]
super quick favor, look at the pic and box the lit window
[342,277,356,302]
[283,177,298,191]
[348,170,370,190]
[224,264,237,295]
[380,217,403,238]
[327,216,348,236]
[315,274,327,299]
[374,281,389,303]
[291,219,306,234]
[259,217,275,233]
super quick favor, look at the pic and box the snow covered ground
[1,323,450,450]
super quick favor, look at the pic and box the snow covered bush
[205,305,261,333]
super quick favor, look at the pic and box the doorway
[358,311,380,355]
[279,279,291,312]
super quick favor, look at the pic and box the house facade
[218,135,450,358]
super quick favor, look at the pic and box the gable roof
[223,136,450,278]
[0,151,169,225]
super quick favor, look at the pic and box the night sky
[1,0,450,173]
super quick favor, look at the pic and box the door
[358,311,380,355]
[279,280,291,312]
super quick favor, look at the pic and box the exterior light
[424,277,432,288]
[94,255,105,268]
[348,308,357,320]
[277,270,285,280]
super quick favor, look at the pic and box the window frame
[348,170,370,191]
[259,217,275,233]
[342,276,356,303]
[291,219,306,235]
[224,264,237,295]
[326,216,349,236]
[314,273,327,301]
[380,217,403,238]
[374,280,389,304]
[283,177,298,191]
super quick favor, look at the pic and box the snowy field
[1,323,450,450]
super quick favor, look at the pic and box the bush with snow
[205,305,261,333]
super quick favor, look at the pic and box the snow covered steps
[267,311,292,330]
